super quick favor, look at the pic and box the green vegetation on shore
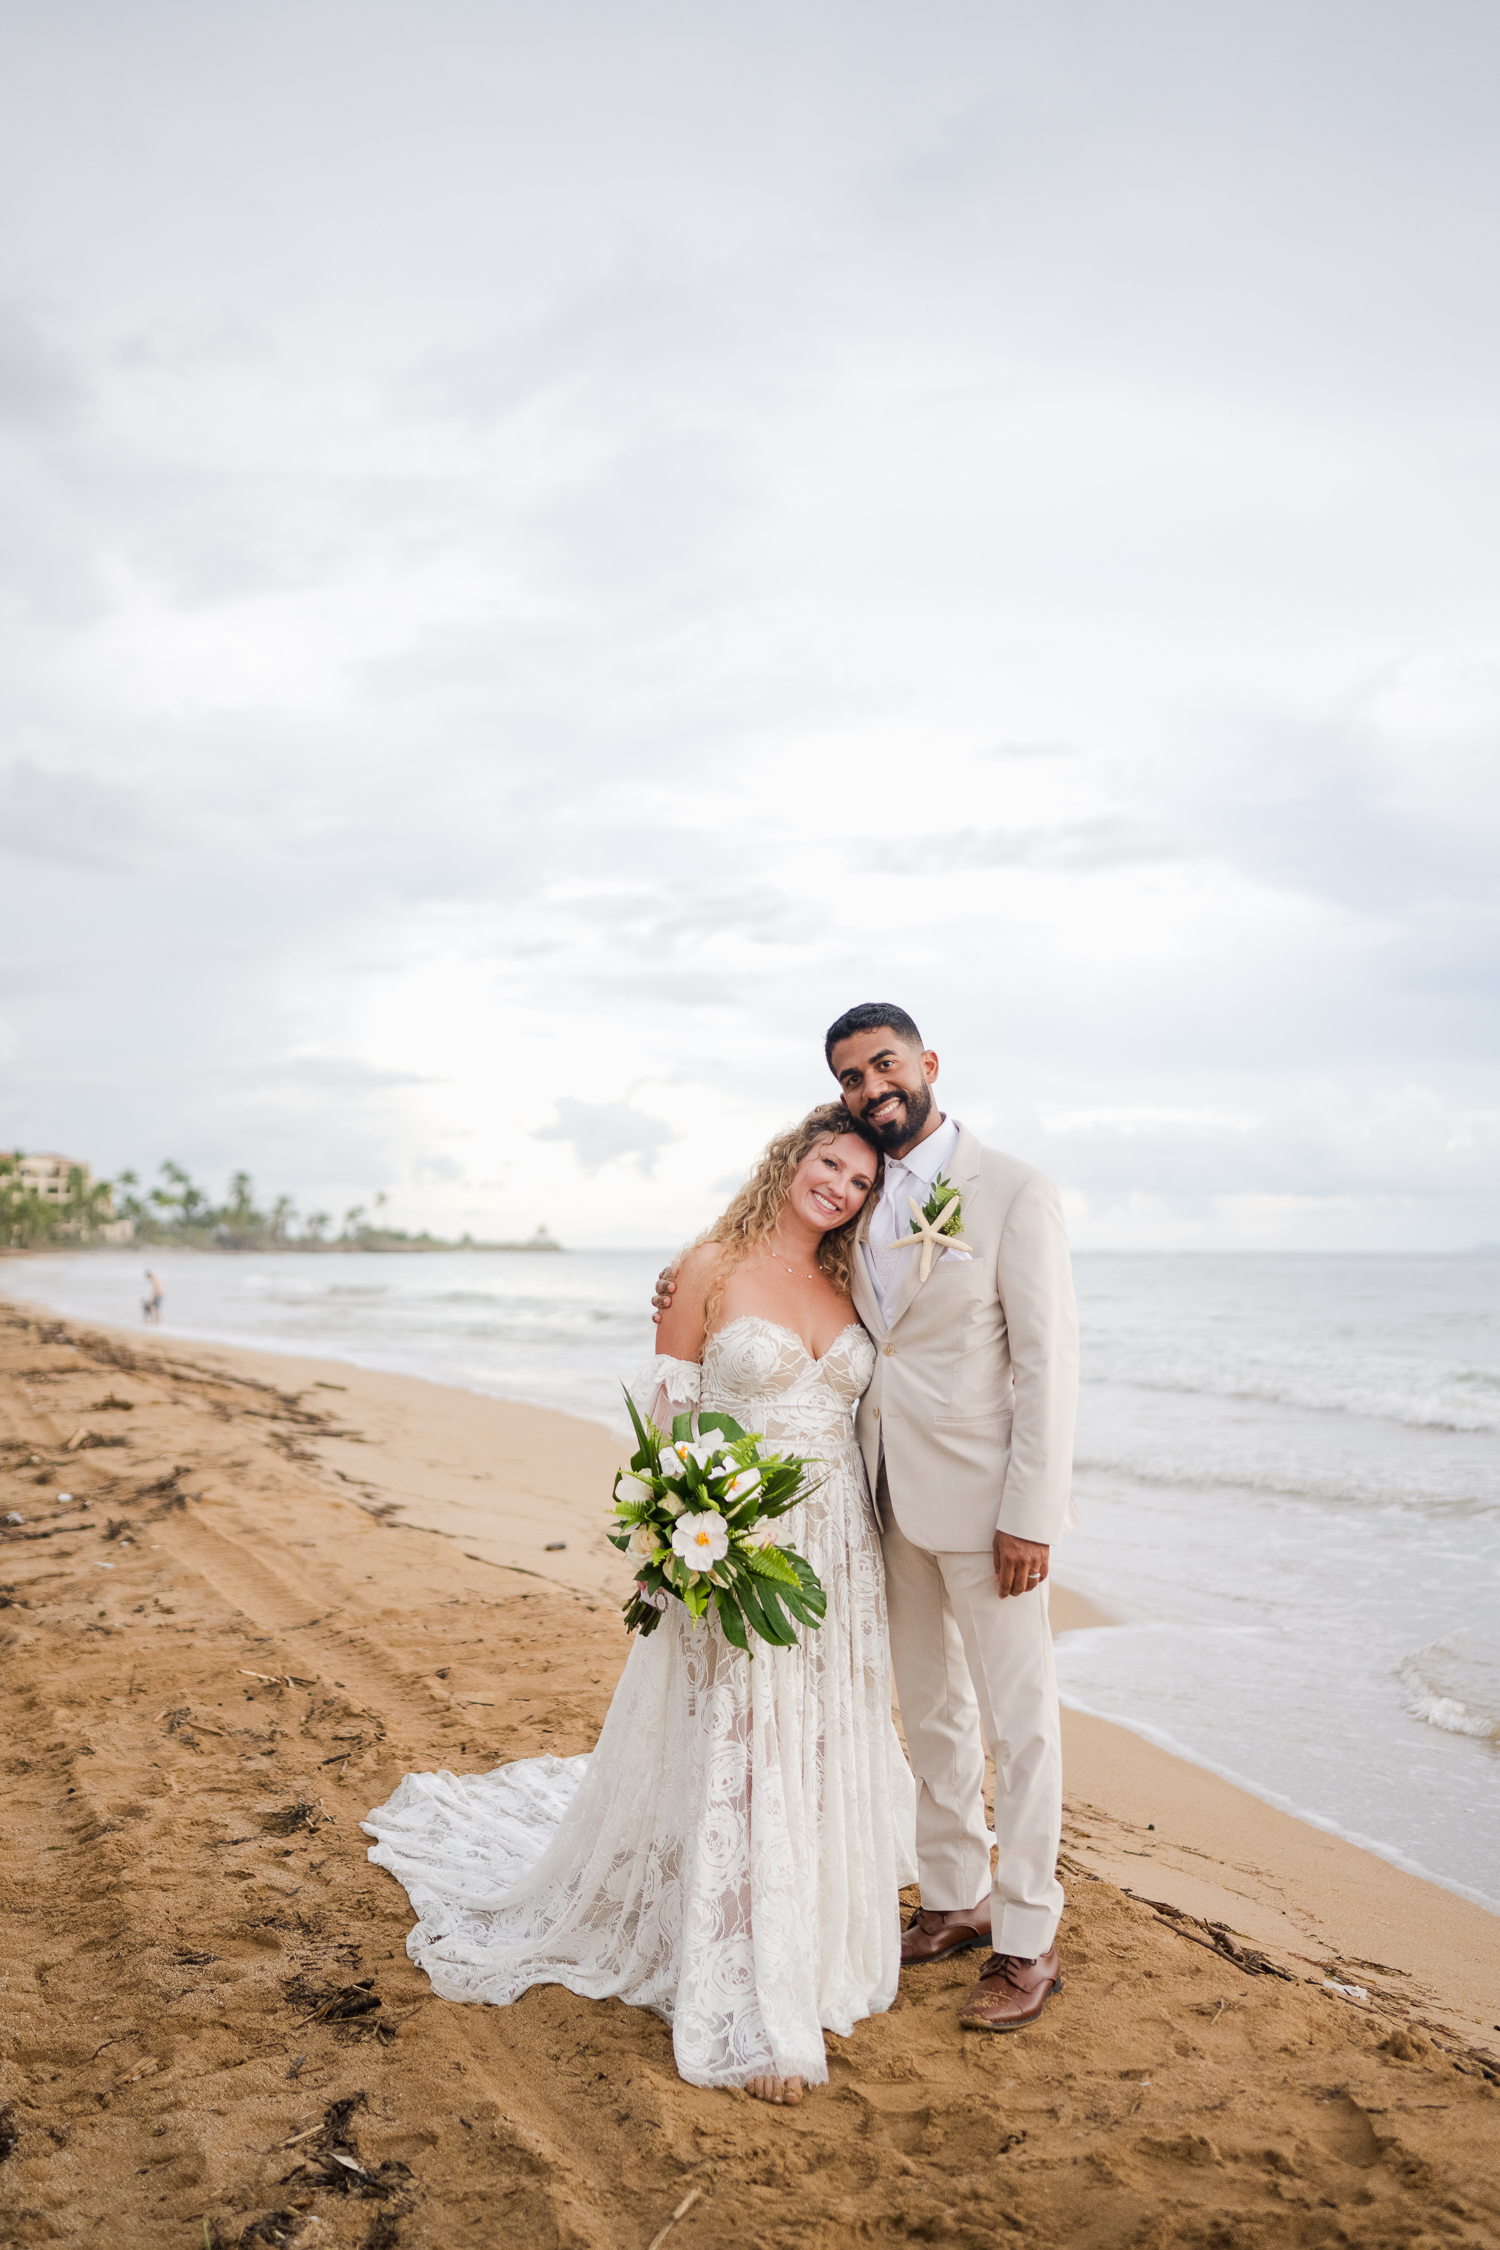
[0,1157,118,1249]
[1,1155,559,1254]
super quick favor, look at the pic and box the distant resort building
[10,1153,134,1242]
[18,1152,82,1203]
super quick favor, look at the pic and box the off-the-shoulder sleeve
[629,1355,702,1436]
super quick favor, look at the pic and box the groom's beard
[860,1079,934,1153]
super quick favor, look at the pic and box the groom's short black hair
[824,1003,925,1069]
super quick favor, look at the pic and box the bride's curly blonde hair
[695,1103,882,1330]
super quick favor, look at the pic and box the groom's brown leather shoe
[900,1901,992,1965]
[957,1945,1062,2032]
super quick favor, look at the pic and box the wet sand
[2,1295,1497,2249]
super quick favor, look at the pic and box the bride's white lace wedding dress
[361,1315,917,2090]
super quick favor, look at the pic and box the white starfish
[891,1194,971,1282]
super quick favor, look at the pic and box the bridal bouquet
[610,1392,827,1653]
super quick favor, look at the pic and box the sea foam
[1399,1634,1500,1747]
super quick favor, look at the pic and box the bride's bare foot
[744,2074,804,2105]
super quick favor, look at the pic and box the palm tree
[154,1161,208,1231]
[64,1164,116,1239]
[113,1169,147,1225]
[225,1170,261,1227]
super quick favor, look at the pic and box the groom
[828,1002,1078,2033]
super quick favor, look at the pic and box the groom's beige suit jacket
[849,1123,1079,1552]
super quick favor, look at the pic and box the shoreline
[3,1289,1497,2244]
[1058,1691,1500,1919]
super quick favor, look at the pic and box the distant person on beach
[141,1271,163,1324]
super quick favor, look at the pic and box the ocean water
[6,1246,663,1421]
[8,1246,1498,1911]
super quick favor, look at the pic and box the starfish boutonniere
[891,1173,970,1282]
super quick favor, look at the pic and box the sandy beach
[2,1293,1497,2249]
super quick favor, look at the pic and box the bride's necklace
[762,1243,821,1284]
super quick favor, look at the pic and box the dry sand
[2,1294,1497,2250]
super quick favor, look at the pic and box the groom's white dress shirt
[862,1111,961,1325]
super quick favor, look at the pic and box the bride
[362,1103,917,2103]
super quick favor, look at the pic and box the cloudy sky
[3,0,1498,1248]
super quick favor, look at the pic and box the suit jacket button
[882,1344,896,1357]
[873,1405,880,1420]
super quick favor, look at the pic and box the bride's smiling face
[786,1133,878,1236]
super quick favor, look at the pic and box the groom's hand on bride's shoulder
[993,1531,1049,1599]
[651,1265,679,1325]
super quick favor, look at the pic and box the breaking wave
[1399,1634,1500,1748]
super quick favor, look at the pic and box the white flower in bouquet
[738,1515,781,1548]
[722,1466,762,1505]
[671,1510,730,1571]
[670,1437,729,1474]
[628,1521,663,1561]
[619,1468,657,1504]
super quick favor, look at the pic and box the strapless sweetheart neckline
[710,1314,866,1368]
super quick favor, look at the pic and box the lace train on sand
[362,1316,917,2089]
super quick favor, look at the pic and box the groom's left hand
[992,1531,1049,1599]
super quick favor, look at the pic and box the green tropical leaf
[622,1384,661,1467]
[723,1556,761,1615]
[736,1570,796,1645]
[672,1411,694,1444]
[696,1411,747,1444]
[750,1571,792,1632]
[785,1551,828,1622]
[714,1589,751,1653]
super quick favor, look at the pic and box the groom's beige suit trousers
[878,1464,1064,1957]
[851,1124,1079,1962]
